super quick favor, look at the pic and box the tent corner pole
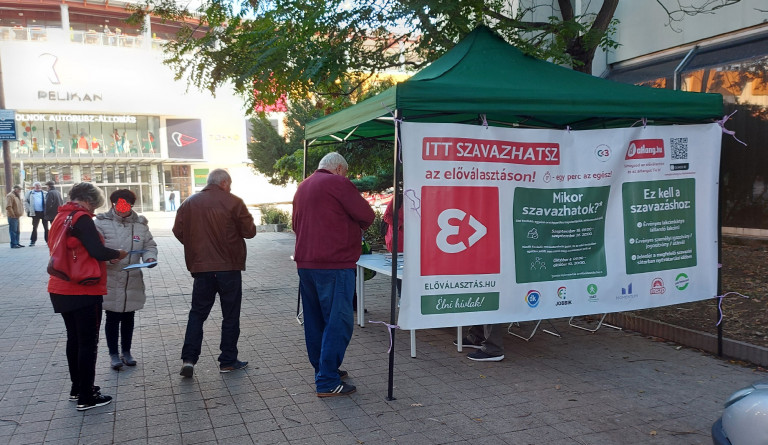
[717,150,723,356]
[387,109,402,401]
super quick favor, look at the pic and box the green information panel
[421,292,499,315]
[513,186,609,283]
[194,168,209,187]
[622,178,697,274]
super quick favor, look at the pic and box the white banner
[398,122,721,330]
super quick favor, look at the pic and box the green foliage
[247,116,292,184]
[259,205,291,226]
[363,210,386,247]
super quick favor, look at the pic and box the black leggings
[61,302,102,403]
[105,310,135,355]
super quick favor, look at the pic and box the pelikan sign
[36,53,104,103]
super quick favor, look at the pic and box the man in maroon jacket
[293,152,375,397]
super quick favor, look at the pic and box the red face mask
[115,198,131,213]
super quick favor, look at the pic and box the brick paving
[0,211,763,444]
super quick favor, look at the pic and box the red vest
[47,204,108,295]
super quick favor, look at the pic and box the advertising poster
[398,122,721,330]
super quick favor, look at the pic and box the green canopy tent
[305,25,723,142]
[302,25,724,400]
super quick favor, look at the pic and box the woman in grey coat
[94,189,158,369]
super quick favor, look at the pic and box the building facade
[0,1,294,213]
[594,0,768,230]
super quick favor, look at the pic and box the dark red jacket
[293,169,375,269]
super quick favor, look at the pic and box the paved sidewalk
[0,217,763,444]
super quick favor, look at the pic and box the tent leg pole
[387,109,402,401]
[717,148,723,356]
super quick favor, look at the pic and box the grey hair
[318,152,348,171]
[68,182,105,209]
[33,181,42,187]
[207,168,232,186]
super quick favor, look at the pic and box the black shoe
[28,243,35,247]
[453,337,483,349]
[180,362,194,378]
[467,350,505,362]
[69,385,101,402]
[17,244,24,248]
[337,369,348,380]
[11,245,20,249]
[317,382,356,398]
[220,360,248,373]
[76,394,112,411]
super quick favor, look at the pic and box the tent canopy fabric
[305,26,723,142]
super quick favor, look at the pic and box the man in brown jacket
[5,185,25,249]
[173,169,257,377]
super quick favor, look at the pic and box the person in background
[47,127,56,153]
[95,189,158,370]
[173,169,256,377]
[169,191,176,211]
[44,181,64,224]
[292,152,375,397]
[5,185,24,249]
[48,182,127,411]
[25,181,48,246]
[382,189,404,298]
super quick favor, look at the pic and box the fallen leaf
[650,430,657,436]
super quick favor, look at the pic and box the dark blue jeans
[30,215,48,244]
[7,217,19,247]
[181,271,242,365]
[298,268,354,393]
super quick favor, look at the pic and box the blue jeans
[298,268,354,392]
[181,271,242,365]
[7,217,19,247]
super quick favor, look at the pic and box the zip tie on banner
[642,117,647,129]
[404,188,421,217]
[480,114,488,129]
[716,110,747,146]
[715,291,750,326]
[630,117,649,128]
[368,320,401,353]
[566,125,571,133]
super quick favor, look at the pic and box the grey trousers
[467,324,506,355]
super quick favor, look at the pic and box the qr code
[670,137,688,160]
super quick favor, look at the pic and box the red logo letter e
[421,186,500,276]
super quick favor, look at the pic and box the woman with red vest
[48,182,127,411]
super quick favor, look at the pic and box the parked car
[712,381,768,444]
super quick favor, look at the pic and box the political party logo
[421,186,500,276]
[526,290,541,308]
[171,132,199,147]
[594,144,612,162]
[132,235,141,242]
[587,283,599,302]
[555,286,572,306]
[625,139,665,160]
[617,282,638,300]
[675,273,690,290]
[650,277,666,295]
